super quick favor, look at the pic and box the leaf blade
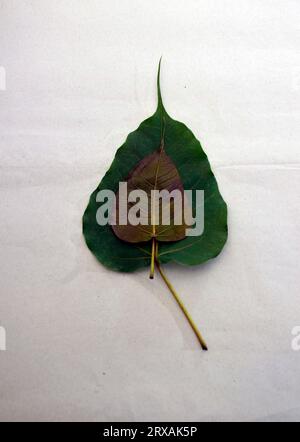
[83,62,228,271]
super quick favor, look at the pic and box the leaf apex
[157,57,164,111]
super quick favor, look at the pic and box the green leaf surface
[83,61,228,272]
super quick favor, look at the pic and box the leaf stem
[149,237,156,279]
[155,251,208,351]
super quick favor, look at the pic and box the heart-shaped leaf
[111,146,187,244]
[83,62,227,272]
[83,60,228,350]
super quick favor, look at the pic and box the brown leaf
[112,145,188,244]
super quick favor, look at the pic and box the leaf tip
[157,57,164,110]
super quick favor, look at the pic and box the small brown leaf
[112,144,187,244]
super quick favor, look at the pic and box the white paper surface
[0,0,300,422]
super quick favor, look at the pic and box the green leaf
[83,60,228,273]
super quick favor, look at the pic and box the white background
[0,0,300,422]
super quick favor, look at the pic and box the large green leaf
[83,61,228,273]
